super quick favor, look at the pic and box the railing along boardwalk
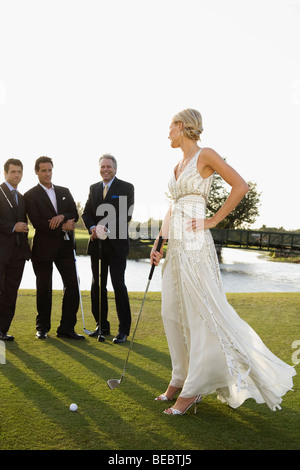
[128,229,300,255]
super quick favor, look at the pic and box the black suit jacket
[0,183,31,262]
[24,184,79,261]
[82,177,134,258]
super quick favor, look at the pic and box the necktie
[103,184,108,199]
[11,189,18,205]
[11,189,20,245]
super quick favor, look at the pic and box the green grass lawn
[0,291,299,451]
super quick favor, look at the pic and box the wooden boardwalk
[211,229,300,254]
[129,229,300,255]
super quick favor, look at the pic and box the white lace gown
[161,149,296,411]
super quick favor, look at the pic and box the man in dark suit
[24,156,84,340]
[0,158,31,341]
[82,154,134,344]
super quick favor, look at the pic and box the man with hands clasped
[24,156,84,340]
[82,154,134,344]
[0,159,31,341]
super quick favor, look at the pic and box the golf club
[73,249,93,335]
[98,246,105,342]
[95,223,112,343]
[107,236,164,390]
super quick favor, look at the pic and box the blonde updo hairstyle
[172,108,203,141]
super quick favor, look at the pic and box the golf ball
[69,403,78,412]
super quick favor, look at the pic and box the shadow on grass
[4,290,298,450]
[3,338,180,450]
[4,337,298,450]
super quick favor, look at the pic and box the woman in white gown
[151,108,296,415]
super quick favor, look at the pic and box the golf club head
[107,379,121,390]
[98,334,105,342]
[84,328,94,335]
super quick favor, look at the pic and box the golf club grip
[149,236,163,280]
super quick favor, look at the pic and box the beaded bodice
[169,149,214,206]
[167,149,214,250]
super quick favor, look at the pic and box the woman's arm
[150,206,171,265]
[187,148,249,232]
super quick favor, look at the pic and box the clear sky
[1,0,299,230]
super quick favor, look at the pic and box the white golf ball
[69,403,78,412]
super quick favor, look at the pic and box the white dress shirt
[39,183,58,213]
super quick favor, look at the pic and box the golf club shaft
[98,240,105,341]
[99,257,101,321]
[120,236,164,381]
[73,249,92,334]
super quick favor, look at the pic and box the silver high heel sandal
[155,387,182,402]
[163,394,202,415]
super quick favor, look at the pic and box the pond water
[19,248,300,293]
